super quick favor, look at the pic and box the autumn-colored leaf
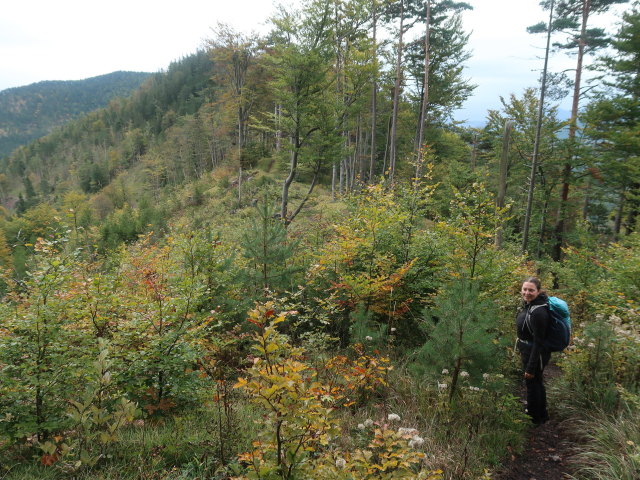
[41,454,58,466]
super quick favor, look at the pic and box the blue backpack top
[527,296,571,352]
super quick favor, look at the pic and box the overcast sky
[0,0,629,123]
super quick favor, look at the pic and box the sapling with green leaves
[0,237,85,442]
[117,233,208,411]
[234,303,341,479]
[41,339,137,470]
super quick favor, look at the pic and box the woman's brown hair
[522,276,547,296]
[523,276,542,290]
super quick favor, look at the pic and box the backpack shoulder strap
[525,303,548,334]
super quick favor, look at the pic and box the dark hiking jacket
[516,293,551,374]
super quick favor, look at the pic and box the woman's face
[521,281,540,303]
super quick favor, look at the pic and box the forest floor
[493,363,577,480]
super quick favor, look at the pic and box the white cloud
[0,0,276,89]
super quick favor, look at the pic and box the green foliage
[306,183,428,345]
[232,303,442,480]
[0,238,83,441]
[1,3,640,478]
[436,181,519,290]
[240,199,300,295]
[427,370,528,475]
[605,233,640,302]
[0,71,151,158]
[413,279,502,400]
[234,304,341,479]
[556,313,640,413]
[114,233,210,411]
[404,7,475,122]
[42,340,137,470]
[583,6,640,235]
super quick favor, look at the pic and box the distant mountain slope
[0,71,152,158]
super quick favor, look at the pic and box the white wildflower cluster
[437,383,448,390]
[388,413,401,422]
[358,418,376,430]
[390,327,397,333]
[460,371,469,378]
[365,335,373,341]
[482,373,490,380]
[611,315,640,342]
[469,386,480,392]
[441,369,449,375]
[408,435,425,449]
[335,457,347,468]
[397,426,425,449]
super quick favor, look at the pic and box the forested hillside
[0,1,638,479]
[0,71,152,159]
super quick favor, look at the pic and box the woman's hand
[524,372,535,380]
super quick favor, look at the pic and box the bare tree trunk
[287,164,321,226]
[553,0,589,261]
[383,114,392,175]
[238,166,242,204]
[625,186,639,234]
[523,0,554,255]
[332,163,337,200]
[496,120,513,249]
[281,143,298,222]
[275,104,282,152]
[416,0,431,175]
[369,0,378,184]
[388,0,404,183]
[536,183,552,259]
[360,126,368,185]
[614,191,624,237]
[582,178,591,220]
[470,132,478,170]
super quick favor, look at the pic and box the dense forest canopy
[0,1,638,479]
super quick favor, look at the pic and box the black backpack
[526,296,571,352]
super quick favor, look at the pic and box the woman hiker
[516,276,551,425]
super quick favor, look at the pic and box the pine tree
[240,198,299,294]
[583,6,640,234]
[530,0,630,259]
[414,279,500,402]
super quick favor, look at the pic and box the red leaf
[41,454,58,466]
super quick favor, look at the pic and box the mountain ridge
[0,71,152,159]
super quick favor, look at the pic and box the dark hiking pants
[520,349,551,424]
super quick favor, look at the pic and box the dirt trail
[493,363,576,480]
